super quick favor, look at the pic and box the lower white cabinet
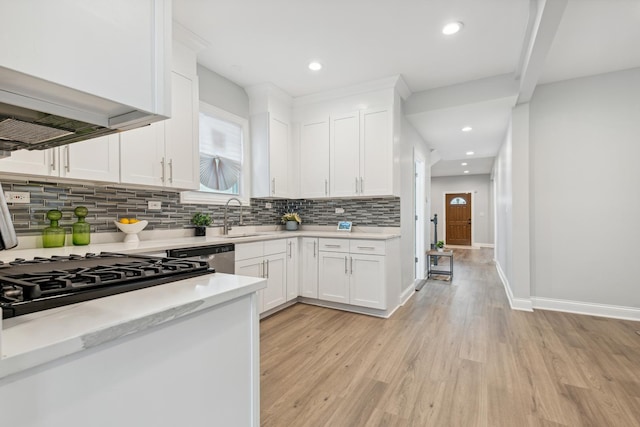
[235,240,287,313]
[300,237,319,298]
[285,238,299,302]
[317,238,387,310]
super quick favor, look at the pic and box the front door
[445,193,471,246]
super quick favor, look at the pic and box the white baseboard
[473,243,495,248]
[532,297,640,322]
[495,261,533,312]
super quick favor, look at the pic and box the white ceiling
[173,0,640,178]
[431,157,496,178]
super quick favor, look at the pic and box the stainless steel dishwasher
[167,243,235,274]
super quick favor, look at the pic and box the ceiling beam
[517,0,568,103]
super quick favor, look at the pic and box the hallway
[260,248,640,426]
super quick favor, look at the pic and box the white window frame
[180,102,252,206]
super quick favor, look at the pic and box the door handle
[288,241,292,258]
[272,178,276,195]
[355,177,359,194]
[313,241,316,257]
[51,149,56,171]
[344,256,348,274]
[325,179,328,196]
[350,257,353,274]
[468,219,471,225]
[168,159,173,183]
[360,177,363,193]
[266,259,269,278]
[64,146,70,172]
[160,157,165,183]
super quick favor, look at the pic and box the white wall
[494,121,513,293]
[530,67,640,308]
[430,174,494,246]
[400,113,431,295]
[197,65,250,119]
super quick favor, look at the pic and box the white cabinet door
[330,112,360,197]
[164,72,199,190]
[263,253,287,311]
[285,238,299,301]
[60,135,120,182]
[360,107,392,196]
[299,119,329,198]
[269,117,289,197]
[300,238,319,298]
[350,254,386,309]
[318,251,349,304]
[236,257,265,312]
[120,122,165,186]
[0,149,53,176]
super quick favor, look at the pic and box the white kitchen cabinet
[120,71,199,190]
[300,237,319,298]
[330,112,360,197]
[299,118,330,198]
[0,135,119,183]
[317,238,387,309]
[285,238,299,301]
[359,107,393,196]
[250,113,291,198]
[235,240,287,313]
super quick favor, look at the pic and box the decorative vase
[43,210,66,248]
[195,226,206,236]
[72,206,90,246]
[285,221,298,231]
[437,247,444,252]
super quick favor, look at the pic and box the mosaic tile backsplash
[1,179,400,236]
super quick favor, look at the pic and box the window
[180,102,251,205]
[450,197,467,205]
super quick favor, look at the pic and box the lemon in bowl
[114,219,148,243]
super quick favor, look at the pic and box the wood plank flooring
[260,248,640,426]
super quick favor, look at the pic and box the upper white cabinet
[0,135,120,183]
[247,84,293,198]
[299,119,330,198]
[359,107,393,196]
[330,112,360,197]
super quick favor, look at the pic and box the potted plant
[191,212,212,236]
[436,240,445,252]
[281,212,302,231]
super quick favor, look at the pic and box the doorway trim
[414,155,426,280]
[442,190,475,247]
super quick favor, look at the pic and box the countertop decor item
[43,210,65,248]
[114,219,148,243]
[281,212,301,231]
[191,212,212,236]
[72,206,90,246]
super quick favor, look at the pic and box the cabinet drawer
[349,239,385,255]
[235,242,264,261]
[264,239,286,256]
[318,238,349,253]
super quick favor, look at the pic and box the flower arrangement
[436,240,445,249]
[281,212,302,224]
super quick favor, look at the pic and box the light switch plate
[335,208,345,214]
[265,202,272,209]
[148,201,162,210]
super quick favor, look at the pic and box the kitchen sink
[220,232,275,239]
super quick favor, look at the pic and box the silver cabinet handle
[324,244,341,248]
[272,178,276,195]
[344,256,348,274]
[168,159,173,183]
[160,157,165,183]
[51,149,56,171]
[357,246,376,250]
[324,179,328,196]
[260,260,265,278]
[313,241,316,257]
[350,257,353,274]
[288,241,292,258]
[64,146,70,172]
[266,259,270,278]
[355,177,359,194]
[360,177,364,194]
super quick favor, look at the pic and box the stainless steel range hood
[0,66,168,153]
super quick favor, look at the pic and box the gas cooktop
[0,252,213,319]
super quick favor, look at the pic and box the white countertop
[0,272,266,380]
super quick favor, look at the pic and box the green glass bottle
[72,206,90,246]
[43,209,66,248]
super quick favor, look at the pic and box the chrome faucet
[223,197,244,235]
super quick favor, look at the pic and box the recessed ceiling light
[466,151,474,155]
[462,126,472,132]
[461,162,468,166]
[464,170,470,174]
[442,22,463,35]
[308,61,322,71]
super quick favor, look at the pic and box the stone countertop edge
[0,229,401,262]
[0,273,266,380]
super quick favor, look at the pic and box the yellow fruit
[129,218,139,224]
[119,218,130,224]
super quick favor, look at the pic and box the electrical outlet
[5,191,30,204]
[335,208,345,214]
[265,202,272,209]
[148,201,162,210]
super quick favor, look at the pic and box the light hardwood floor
[260,248,640,426]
